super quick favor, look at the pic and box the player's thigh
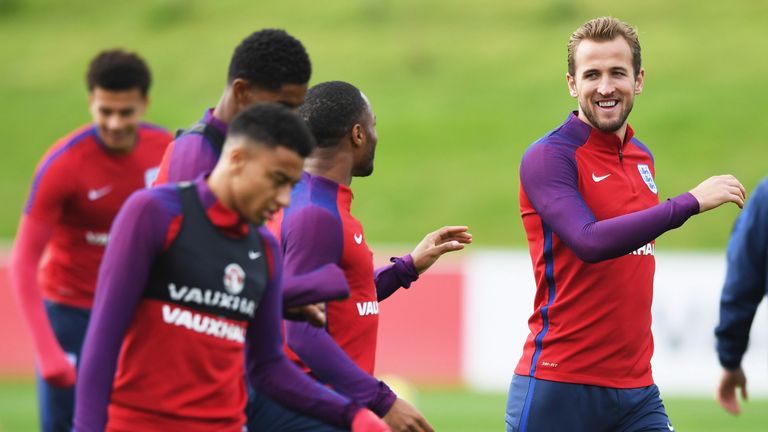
[38,302,90,432]
[506,374,614,432]
[618,384,674,432]
[246,387,346,432]
[44,300,91,364]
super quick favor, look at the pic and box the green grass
[2,379,767,431]
[1,0,767,249]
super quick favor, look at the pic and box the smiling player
[8,49,171,432]
[507,16,746,431]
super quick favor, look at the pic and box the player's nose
[597,77,616,96]
[106,114,124,131]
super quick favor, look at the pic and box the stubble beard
[581,98,635,133]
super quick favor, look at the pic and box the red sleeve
[25,148,74,224]
[9,216,76,387]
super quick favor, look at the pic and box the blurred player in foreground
[264,81,472,432]
[8,49,171,431]
[154,28,345,318]
[509,16,746,431]
[74,104,388,432]
[715,178,768,415]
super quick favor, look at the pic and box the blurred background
[1,0,767,430]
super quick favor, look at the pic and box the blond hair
[568,17,641,76]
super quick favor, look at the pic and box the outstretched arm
[374,226,472,301]
[519,143,733,262]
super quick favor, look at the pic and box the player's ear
[226,143,248,174]
[136,94,150,115]
[350,123,364,149]
[566,73,578,98]
[634,68,645,94]
[231,79,253,109]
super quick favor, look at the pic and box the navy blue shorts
[506,375,674,432]
[246,386,346,432]
[37,301,90,432]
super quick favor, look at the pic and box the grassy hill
[1,0,766,248]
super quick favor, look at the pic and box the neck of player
[304,147,354,186]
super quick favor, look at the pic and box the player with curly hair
[9,49,172,431]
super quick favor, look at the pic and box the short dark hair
[228,29,311,90]
[298,81,367,148]
[86,49,151,95]
[228,103,315,157]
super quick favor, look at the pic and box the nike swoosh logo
[667,422,674,431]
[87,186,113,201]
[354,233,363,245]
[592,173,611,182]
[248,251,262,260]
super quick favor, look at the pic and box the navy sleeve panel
[374,255,420,302]
[246,227,360,428]
[74,187,178,432]
[715,178,768,369]
[520,141,699,263]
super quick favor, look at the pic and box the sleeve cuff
[390,255,419,289]
[370,380,397,417]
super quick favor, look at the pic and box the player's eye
[119,109,135,117]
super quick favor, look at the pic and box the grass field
[1,0,767,248]
[1,379,767,431]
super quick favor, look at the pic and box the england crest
[223,263,246,295]
[637,164,657,194]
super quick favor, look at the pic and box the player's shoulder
[138,122,173,144]
[749,177,768,204]
[628,136,654,163]
[523,115,589,165]
[285,201,340,229]
[37,124,98,168]
[172,124,214,148]
[124,183,182,219]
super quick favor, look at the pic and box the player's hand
[716,367,747,415]
[352,408,391,431]
[382,398,434,432]
[410,226,472,274]
[689,175,746,212]
[285,303,326,327]
[39,351,77,388]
